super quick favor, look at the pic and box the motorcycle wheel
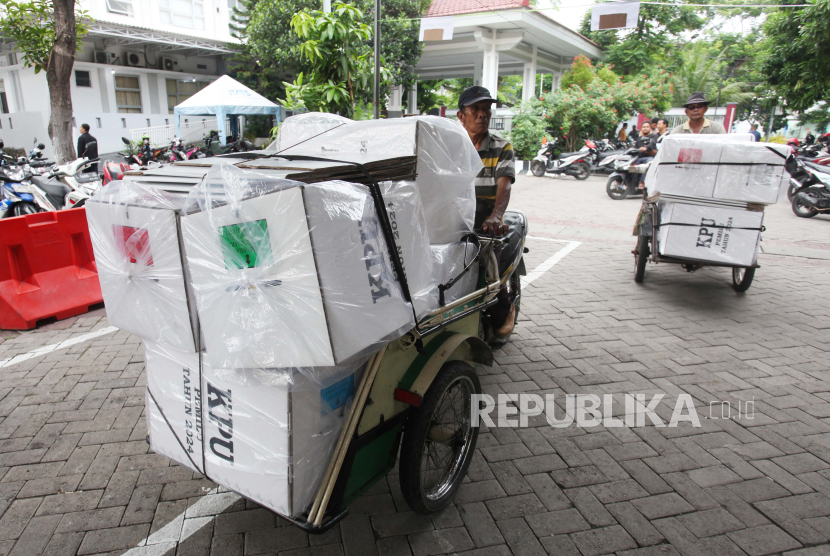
[606,176,628,200]
[634,234,649,283]
[530,160,545,177]
[792,193,819,218]
[573,162,590,180]
[13,202,39,216]
[731,267,755,292]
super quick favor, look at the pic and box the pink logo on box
[678,148,703,163]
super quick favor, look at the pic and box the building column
[387,85,403,118]
[473,59,483,87]
[522,45,538,102]
[407,82,419,115]
[480,30,499,95]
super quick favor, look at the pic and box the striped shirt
[474,133,515,208]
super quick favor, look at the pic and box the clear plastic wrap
[381,180,438,317]
[269,112,352,152]
[86,180,199,352]
[431,242,480,306]
[202,357,366,517]
[144,342,204,474]
[280,117,482,244]
[714,142,789,204]
[657,201,763,266]
[181,163,415,369]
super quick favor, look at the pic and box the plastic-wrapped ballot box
[431,242,480,306]
[280,117,482,244]
[86,181,199,352]
[657,202,763,267]
[646,134,753,198]
[381,180,438,317]
[201,360,365,518]
[273,112,351,151]
[714,142,789,204]
[181,167,415,369]
[144,343,204,474]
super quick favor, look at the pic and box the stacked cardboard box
[88,116,485,519]
[644,135,788,265]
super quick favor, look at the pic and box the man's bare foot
[494,304,516,339]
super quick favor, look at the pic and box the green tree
[245,0,425,105]
[541,59,672,150]
[280,2,390,117]
[760,0,830,112]
[580,0,709,76]
[671,43,753,107]
[0,0,89,162]
[509,99,549,160]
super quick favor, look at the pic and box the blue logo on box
[321,375,355,414]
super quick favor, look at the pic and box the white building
[0,0,239,157]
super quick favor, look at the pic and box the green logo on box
[219,219,273,269]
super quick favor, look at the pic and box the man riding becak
[456,85,517,338]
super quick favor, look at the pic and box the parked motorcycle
[167,137,205,162]
[202,131,255,157]
[31,157,101,209]
[102,160,133,186]
[605,149,652,200]
[789,158,830,218]
[122,136,167,166]
[530,139,592,180]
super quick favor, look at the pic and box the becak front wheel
[399,361,480,514]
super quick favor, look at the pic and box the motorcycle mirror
[121,137,131,145]
[37,143,45,150]
[0,141,4,150]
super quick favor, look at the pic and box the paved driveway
[1,174,829,556]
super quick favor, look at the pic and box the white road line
[0,326,120,369]
[522,240,581,288]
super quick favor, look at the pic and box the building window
[160,0,205,30]
[75,70,91,87]
[166,78,208,113]
[115,75,142,113]
[96,117,102,128]
[106,0,133,15]
[122,118,127,128]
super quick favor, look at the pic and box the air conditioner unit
[94,51,118,65]
[125,51,146,67]
[160,57,176,72]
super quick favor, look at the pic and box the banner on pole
[591,1,640,31]
[419,16,454,41]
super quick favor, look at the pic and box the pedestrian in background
[77,123,99,173]
[749,124,761,142]
[617,123,628,142]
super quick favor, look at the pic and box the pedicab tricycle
[282,170,529,532]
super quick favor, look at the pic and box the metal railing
[489,117,505,131]
[130,118,231,146]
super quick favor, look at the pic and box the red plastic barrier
[0,209,102,329]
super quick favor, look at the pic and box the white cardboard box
[87,194,199,353]
[145,343,204,474]
[201,361,364,518]
[657,201,763,266]
[182,180,415,369]
[713,142,788,204]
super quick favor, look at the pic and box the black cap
[458,86,497,110]
[683,92,711,107]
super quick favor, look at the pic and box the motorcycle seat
[558,151,584,159]
[31,176,72,207]
[803,160,830,173]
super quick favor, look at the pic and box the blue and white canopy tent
[174,75,280,145]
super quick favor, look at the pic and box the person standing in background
[629,125,639,141]
[77,123,99,173]
[749,124,761,142]
[617,123,628,142]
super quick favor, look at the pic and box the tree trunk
[47,0,78,164]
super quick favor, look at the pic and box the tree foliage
[0,0,89,74]
[671,42,753,107]
[539,57,673,151]
[245,0,426,105]
[279,2,390,117]
[579,0,709,76]
[759,0,830,112]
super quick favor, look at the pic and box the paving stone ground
[1,173,829,556]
